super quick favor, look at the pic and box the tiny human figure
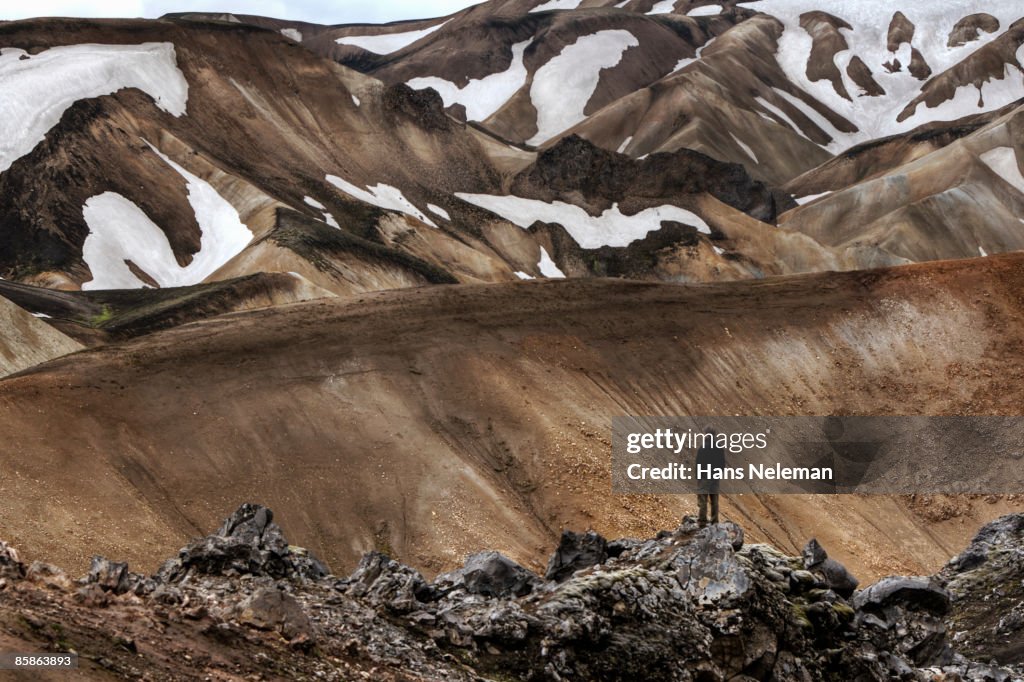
[696,427,725,527]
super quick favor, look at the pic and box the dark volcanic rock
[339,550,435,612]
[510,135,796,224]
[235,586,315,641]
[435,550,539,598]
[544,529,609,583]
[802,537,859,598]
[5,507,1024,680]
[940,514,1024,664]
[854,576,953,667]
[853,576,951,616]
[0,540,25,580]
[383,83,453,131]
[156,503,329,582]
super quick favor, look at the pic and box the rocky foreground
[1,505,1023,681]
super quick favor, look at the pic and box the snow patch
[688,4,723,16]
[82,189,248,291]
[979,245,988,257]
[729,133,758,163]
[454,193,710,248]
[327,175,437,228]
[527,30,639,145]
[794,191,832,205]
[672,37,716,73]
[31,312,51,318]
[304,196,340,228]
[538,246,566,278]
[407,40,531,121]
[980,146,1024,195]
[647,0,677,15]
[351,94,361,107]
[280,28,302,42]
[712,245,726,255]
[754,96,813,141]
[83,140,256,291]
[427,203,451,221]
[0,43,188,173]
[514,271,535,279]
[772,87,844,146]
[335,21,449,54]
[530,0,582,12]
[617,136,634,153]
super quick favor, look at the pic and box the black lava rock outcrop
[544,529,608,583]
[156,503,329,582]
[803,537,860,598]
[940,513,1024,665]
[3,506,1024,681]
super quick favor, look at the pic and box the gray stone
[853,577,951,616]
[435,551,539,598]
[236,587,314,640]
[544,530,608,583]
[802,538,859,598]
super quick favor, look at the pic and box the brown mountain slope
[780,102,1024,263]
[2,254,1024,582]
[0,295,83,377]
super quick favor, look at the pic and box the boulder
[802,538,859,598]
[0,540,24,580]
[673,522,751,605]
[854,576,953,667]
[435,551,539,598]
[544,530,608,583]
[25,561,72,591]
[341,551,435,612]
[87,556,130,591]
[236,587,314,641]
[853,576,951,616]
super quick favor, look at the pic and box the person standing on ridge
[696,427,725,527]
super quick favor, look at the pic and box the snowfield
[538,246,566,278]
[335,21,449,54]
[527,30,639,145]
[454,193,710,248]
[304,196,341,228]
[81,144,252,290]
[738,0,1024,152]
[531,0,582,12]
[755,95,813,142]
[688,4,723,16]
[0,43,188,173]
[327,175,437,227]
[427,204,451,221]
[646,0,677,14]
[407,40,532,121]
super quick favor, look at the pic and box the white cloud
[0,0,479,23]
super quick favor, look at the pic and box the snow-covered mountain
[0,1,1020,295]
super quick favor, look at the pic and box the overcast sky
[0,1,479,24]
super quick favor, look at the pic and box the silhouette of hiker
[696,427,725,527]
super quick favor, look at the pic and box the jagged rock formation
[1,505,1023,681]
